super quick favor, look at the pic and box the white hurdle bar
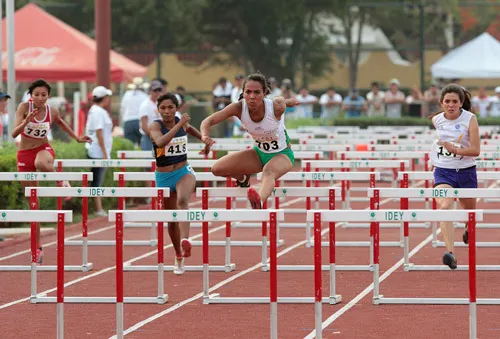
[195,187,362,273]
[117,150,216,159]
[108,209,291,339]
[307,209,487,339]
[301,160,409,208]
[0,210,73,339]
[54,158,217,169]
[25,187,169,248]
[368,188,500,271]
[0,172,92,272]
[33,205,170,306]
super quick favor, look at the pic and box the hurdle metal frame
[33,205,170,306]
[307,209,492,339]
[368,187,500,271]
[0,172,92,272]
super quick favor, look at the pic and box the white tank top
[22,100,51,140]
[430,109,475,169]
[240,98,288,153]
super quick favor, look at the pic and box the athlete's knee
[211,162,226,177]
[177,195,190,209]
[261,166,277,180]
[438,198,454,210]
[35,159,53,172]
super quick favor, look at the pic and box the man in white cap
[120,77,148,146]
[384,78,405,118]
[487,86,500,117]
[86,86,114,217]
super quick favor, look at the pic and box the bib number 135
[437,146,456,158]
[256,140,278,151]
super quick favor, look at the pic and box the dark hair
[440,83,472,111]
[93,96,105,104]
[157,92,179,109]
[238,72,271,101]
[371,82,379,87]
[28,79,51,95]
[176,86,185,92]
[152,77,168,87]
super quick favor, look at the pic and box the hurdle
[26,187,169,247]
[368,188,500,271]
[117,149,217,159]
[33,206,169,305]
[0,172,92,272]
[0,210,72,307]
[0,210,72,339]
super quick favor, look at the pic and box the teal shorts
[253,146,295,166]
[155,164,195,192]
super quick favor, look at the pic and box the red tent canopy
[1,3,147,82]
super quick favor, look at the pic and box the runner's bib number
[24,122,50,139]
[165,136,187,156]
[255,140,279,152]
[436,142,463,159]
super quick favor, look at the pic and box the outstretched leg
[175,172,196,257]
[164,194,182,258]
[435,184,457,269]
[211,148,263,183]
[459,197,477,244]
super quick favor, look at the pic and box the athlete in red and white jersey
[12,78,92,264]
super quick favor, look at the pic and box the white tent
[431,32,500,79]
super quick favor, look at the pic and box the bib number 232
[256,140,278,151]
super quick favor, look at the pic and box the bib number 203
[256,140,278,151]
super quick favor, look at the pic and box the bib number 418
[256,140,278,151]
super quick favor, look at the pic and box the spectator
[231,74,244,103]
[487,86,500,117]
[406,86,424,117]
[0,91,11,143]
[384,78,406,118]
[120,77,149,146]
[424,81,441,116]
[212,77,233,137]
[366,82,385,117]
[267,77,282,99]
[281,80,297,118]
[85,86,114,217]
[295,87,318,119]
[342,89,366,118]
[139,80,164,152]
[319,87,342,120]
[471,86,491,118]
[176,85,197,103]
[230,74,245,136]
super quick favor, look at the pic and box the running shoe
[247,187,262,209]
[181,238,192,258]
[35,248,43,265]
[173,257,185,275]
[235,174,250,187]
[463,223,468,245]
[442,252,457,270]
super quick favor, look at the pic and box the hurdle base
[31,294,168,304]
[308,241,402,248]
[65,240,157,247]
[190,239,285,247]
[404,263,500,271]
[432,240,500,248]
[0,263,93,272]
[342,222,429,229]
[204,294,340,304]
[277,264,373,272]
[124,263,236,272]
[374,297,500,305]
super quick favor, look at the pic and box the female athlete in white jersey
[12,79,92,264]
[200,73,298,209]
[430,84,480,269]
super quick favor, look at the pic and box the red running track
[1,178,500,338]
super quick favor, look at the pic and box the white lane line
[0,195,306,310]
[0,223,226,310]
[303,233,441,339]
[114,184,400,338]
[110,224,334,338]
[0,225,115,261]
